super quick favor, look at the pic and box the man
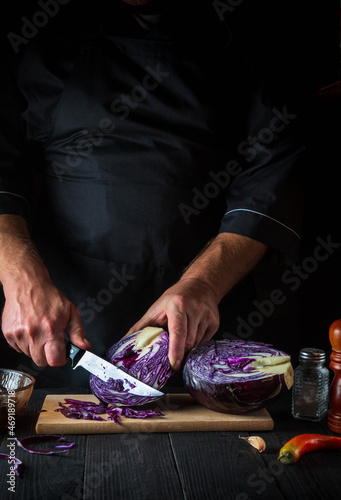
[0,0,305,386]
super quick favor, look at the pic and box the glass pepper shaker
[292,347,329,421]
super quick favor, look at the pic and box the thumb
[67,304,92,350]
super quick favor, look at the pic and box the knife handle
[66,342,85,368]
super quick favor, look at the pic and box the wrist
[1,253,50,292]
[180,233,268,304]
[178,275,221,304]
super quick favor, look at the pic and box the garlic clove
[240,435,266,453]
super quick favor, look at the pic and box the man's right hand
[1,272,91,367]
[0,214,91,367]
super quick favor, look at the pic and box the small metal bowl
[0,369,36,432]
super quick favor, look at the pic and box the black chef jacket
[0,1,305,387]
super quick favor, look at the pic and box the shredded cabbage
[14,435,75,455]
[56,398,163,425]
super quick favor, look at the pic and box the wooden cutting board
[35,394,274,434]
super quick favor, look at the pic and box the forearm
[0,214,49,288]
[131,232,268,370]
[0,214,90,366]
[180,232,268,303]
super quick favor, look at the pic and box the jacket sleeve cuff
[0,192,30,220]
[219,208,301,265]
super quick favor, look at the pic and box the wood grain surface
[35,393,274,434]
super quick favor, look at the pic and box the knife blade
[66,343,163,398]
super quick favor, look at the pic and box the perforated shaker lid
[299,347,326,362]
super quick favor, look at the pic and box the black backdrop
[0,0,340,384]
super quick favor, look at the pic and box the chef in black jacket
[0,0,305,386]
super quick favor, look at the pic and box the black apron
[12,3,256,387]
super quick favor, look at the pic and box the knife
[66,343,163,398]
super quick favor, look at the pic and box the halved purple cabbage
[89,327,172,406]
[183,340,293,414]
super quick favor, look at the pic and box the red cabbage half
[183,339,293,414]
[89,327,172,406]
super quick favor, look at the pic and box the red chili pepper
[277,433,341,465]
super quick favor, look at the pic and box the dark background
[0,0,340,383]
[249,1,341,365]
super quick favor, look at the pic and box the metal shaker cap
[299,347,326,363]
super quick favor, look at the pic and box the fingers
[66,304,92,350]
[6,337,24,354]
[167,309,219,372]
[129,285,220,373]
[167,304,188,372]
[36,335,66,368]
[126,280,221,373]
[5,325,65,368]
[45,304,91,367]
[13,321,68,368]
[4,325,47,366]
[3,302,90,369]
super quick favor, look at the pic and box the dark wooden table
[1,388,341,500]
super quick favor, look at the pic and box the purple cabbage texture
[90,327,172,406]
[56,398,163,424]
[183,339,293,414]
